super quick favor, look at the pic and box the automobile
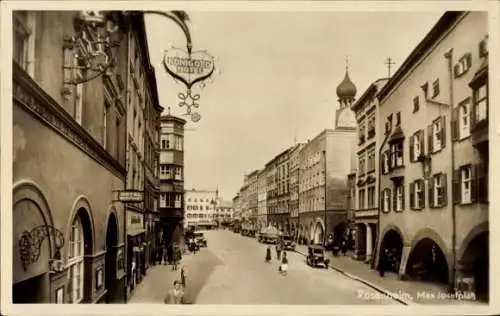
[194,232,207,247]
[306,245,330,269]
[282,235,296,251]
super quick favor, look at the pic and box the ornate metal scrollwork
[178,89,202,122]
[64,11,120,85]
[19,225,65,271]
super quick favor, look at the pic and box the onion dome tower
[335,58,357,129]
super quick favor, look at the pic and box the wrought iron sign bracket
[19,225,65,271]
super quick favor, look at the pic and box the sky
[145,10,444,201]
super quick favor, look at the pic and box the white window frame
[459,100,470,139]
[434,175,442,207]
[383,189,391,212]
[415,181,423,209]
[160,193,167,208]
[67,216,84,304]
[475,85,488,122]
[461,166,471,204]
[433,119,442,150]
[392,143,403,168]
[382,151,389,173]
[413,134,421,158]
[395,185,403,211]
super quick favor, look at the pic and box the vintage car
[282,235,296,251]
[194,232,207,247]
[306,245,330,268]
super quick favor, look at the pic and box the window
[391,142,403,168]
[68,215,84,303]
[367,115,375,138]
[74,71,84,125]
[358,189,365,209]
[13,12,35,74]
[367,187,375,208]
[410,179,425,210]
[160,193,167,208]
[381,188,391,213]
[394,185,404,211]
[367,149,375,172]
[359,156,366,175]
[461,166,472,204]
[359,123,366,144]
[175,194,182,208]
[410,130,423,162]
[454,53,472,78]
[381,150,390,174]
[473,84,488,123]
[395,112,401,126]
[385,114,393,134]
[413,96,420,112]
[459,99,470,139]
[429,116,446,153]
[429,173,447,208]
[432,79,440,98]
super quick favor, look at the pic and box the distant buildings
[374,11,488,299]
[184,189,218,230]
[257,169,268,230]
[215,199,234,227]
[288,143,304,238]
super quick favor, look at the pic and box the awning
[127,227,146,237]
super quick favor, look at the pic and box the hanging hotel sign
[162,47,216,123]
[116,190,144,203]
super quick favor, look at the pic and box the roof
[160,114,187,125]
[350,78,389,112]
[377,12,466,102]
[336,70,357,99]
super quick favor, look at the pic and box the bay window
[358,189,365,210]
[473,84,488,124]
[391,142,403,168]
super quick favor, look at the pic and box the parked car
[306,245,330,269]
[194,232,207,247]
[282,235,296,251]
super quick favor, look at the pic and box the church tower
[335,59,357,130]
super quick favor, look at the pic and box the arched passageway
[380,229,403,273]
[105,212,118,303]
[459,231,489,301]
[406,238,449,284]
[333,222,347,244]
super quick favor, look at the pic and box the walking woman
[265,246,272,263]
[279,251,289,275]
[378,249,389,277]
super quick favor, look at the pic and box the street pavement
[130,229,400,304]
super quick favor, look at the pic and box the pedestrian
[157,246,163,265]
[378,248,388,277]
[341,239,347,256]
[265,246,272,263]
[279,251,289,276]
[276,243,282,261]
[180,266,187,289]
[164,280,185,304]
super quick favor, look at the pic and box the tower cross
[385,57,396,78]
[345,56,349,71]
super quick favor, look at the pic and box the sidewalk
[128,253,194,303]
[294,244,485,305]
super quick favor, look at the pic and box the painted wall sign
[163,48,215,89]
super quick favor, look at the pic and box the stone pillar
[365,224,373,263]
[398,244,411,280]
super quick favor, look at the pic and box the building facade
[288,143,304,240]
[256,169,268,231]
[265,153,279,229]
[215,199,234,228]
[124,13,162,298]
[184,189,218,229]
[246,170,260,231]
[158,114,186,246]
[275,148,291,234]
[375,12,489,300]
[12,11,130,303]
[350,78,388,262]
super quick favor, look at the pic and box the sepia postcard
[1,0,498,315]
